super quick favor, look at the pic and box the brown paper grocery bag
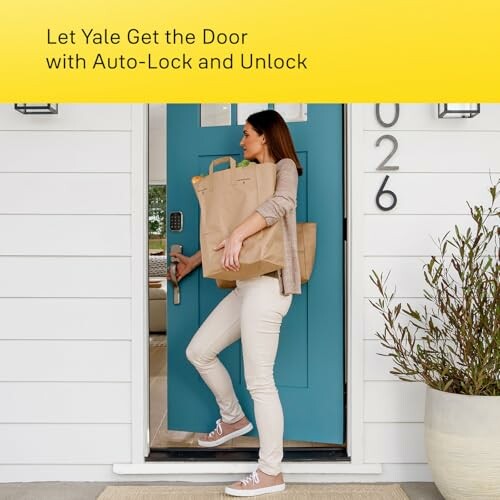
[296,222,317,284]
[192,156,284,281]
[215,221,317,289]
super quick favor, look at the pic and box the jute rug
[98,483,409,499]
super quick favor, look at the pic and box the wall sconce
[438,103,480,119]
[14,103,58,115]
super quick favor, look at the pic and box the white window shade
[148,104,166,185]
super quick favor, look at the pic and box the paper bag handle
[208,156,237,174]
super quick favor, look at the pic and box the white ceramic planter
[425,386,500,499]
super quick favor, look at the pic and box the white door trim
[130,104,150,462]
[346,104,366,464]
[126,104,376,473]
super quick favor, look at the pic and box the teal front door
[166,104,344,444]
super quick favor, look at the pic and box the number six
[376,175,397,211]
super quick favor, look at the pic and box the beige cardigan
[255,158,301,295]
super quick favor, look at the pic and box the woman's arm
[215,212,267,272]
[255,159,298,226]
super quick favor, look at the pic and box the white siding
[0,383,131,422]
[364,172,494,214]
[355,103,500,470]
[363,131,500,173]
[364,382,426,422]
[364,214,473,256]
[0,424,131,464]
[0,215,130,255]
[363,298,428,340]
[0,173,130,213]
[0,131,131,172]
[0,104,140,474]
[0,257,131,297]
[364,423,426,463]
[0,298,131,340]
[364,103,500,131]
[0,340,130,381]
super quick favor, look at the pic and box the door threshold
[147,447,347,462]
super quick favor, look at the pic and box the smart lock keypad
[169,211,183,232]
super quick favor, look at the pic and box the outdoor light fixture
[438,103,480,118]
[14,103,58,114]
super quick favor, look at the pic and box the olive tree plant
[370,180,500,396]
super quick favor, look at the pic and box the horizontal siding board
[0,424,131,464]
[364,381,425,422]
[0,173,130,214]
[364,257,428,298]
[0,105,131,131]
[0,257,131,297]
[364,423,426,463]
[0,298,131,340]
[364,214,475,256]
[363,298,428,339]
[0,340,130,382]
[363,103,500,131]
[0,382,131,423]
[0,131,131,172]
[0,215,131,255]
[364,173,495,214]
[363,131,500,173]
[365,339,406,381]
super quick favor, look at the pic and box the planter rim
[427,385,499,399]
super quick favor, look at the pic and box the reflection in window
[275,104,307,122]
[237,104,269,124]
[200,104,231,127]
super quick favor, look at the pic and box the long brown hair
[246,109,303,176]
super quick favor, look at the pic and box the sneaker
[197,417,253,447]
[225,470,286,497]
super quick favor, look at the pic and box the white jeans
[186,275,293,475]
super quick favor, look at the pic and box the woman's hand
[168,252,197,281]
[215,232,243,272]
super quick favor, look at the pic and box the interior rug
[98,483,409,499]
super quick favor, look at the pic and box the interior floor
[148,333,338,449]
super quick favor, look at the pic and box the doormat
[98,483,409,499]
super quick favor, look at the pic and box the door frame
[128,103,369,468]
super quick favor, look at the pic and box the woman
[170,109,302,497]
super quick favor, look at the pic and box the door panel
[167,104,344,443]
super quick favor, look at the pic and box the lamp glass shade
[438,103,480,118]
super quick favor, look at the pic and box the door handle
[168,244,183,305]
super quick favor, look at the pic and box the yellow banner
[2,0,500,102]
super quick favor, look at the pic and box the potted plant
[370,181,499,499]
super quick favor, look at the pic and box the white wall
[0,104,147,481]
[351,103,500,479]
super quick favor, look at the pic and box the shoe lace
[241,471,260,486]
[208,419,223,438]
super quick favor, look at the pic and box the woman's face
[240,122,266,161]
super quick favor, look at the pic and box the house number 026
[375,104,399,211]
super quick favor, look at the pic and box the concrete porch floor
[0,481,444,499]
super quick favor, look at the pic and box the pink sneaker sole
[225,482,286,497]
